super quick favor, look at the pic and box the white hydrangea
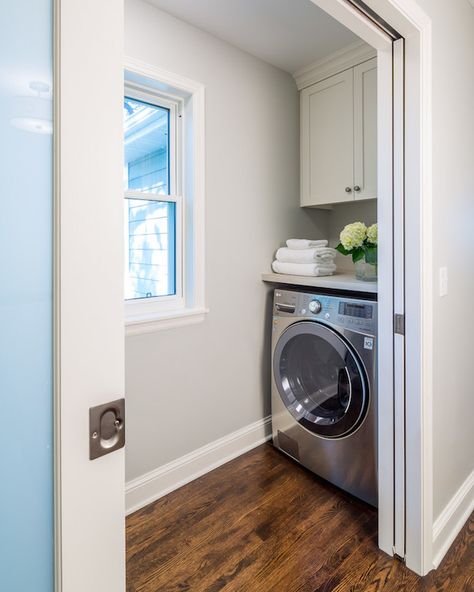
[340,222,367,250]
[367,223,378,245]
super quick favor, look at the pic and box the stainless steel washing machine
[271,288,377,506]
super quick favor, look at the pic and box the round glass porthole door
[273,321,368,438]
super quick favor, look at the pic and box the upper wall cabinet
[300,57,377,208]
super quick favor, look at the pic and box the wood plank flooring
[126,443,474,592]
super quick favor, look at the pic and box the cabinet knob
[354,186,361,192]
[345,186,352,193]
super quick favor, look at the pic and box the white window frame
[124,58,207,335]
[124,85,184,314]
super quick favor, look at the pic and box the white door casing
[55,1,125,591]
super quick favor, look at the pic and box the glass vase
[355,259,377,282]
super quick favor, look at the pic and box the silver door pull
[89,398,125,460]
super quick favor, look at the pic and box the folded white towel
[276,246,337,263]
[286,239,328,250]
[272,260,337,277]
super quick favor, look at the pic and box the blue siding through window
[125,200,176,299]
[128,147,168,194]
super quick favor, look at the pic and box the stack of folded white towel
[272,239,337,277]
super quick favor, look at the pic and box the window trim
[124,58,207,334]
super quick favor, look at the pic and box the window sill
[125,306,209,336]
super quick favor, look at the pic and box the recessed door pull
[89,398,125,460]
[394,313,405,336]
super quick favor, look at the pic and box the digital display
[339,302,373,319]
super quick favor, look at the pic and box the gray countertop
[261,272,378,294]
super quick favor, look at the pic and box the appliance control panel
[274,289,377,335]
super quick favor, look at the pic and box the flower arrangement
[336,221,378,264]
[336,222,378,281]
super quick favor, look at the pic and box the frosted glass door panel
[0,0,54,590]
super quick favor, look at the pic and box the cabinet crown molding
[293,40,376,91]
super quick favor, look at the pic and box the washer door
[273,321,369,438]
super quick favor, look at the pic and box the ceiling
[145,0,360,74]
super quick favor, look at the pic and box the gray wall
[415,0,474,521]
[124,0,329,481]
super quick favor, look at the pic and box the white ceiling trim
[293,40,376,90]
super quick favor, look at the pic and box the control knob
[308,299,322,314]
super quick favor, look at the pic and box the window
[124,63,206,334]
[124,90,182,309]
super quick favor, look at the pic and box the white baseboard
[125,416,272,515]
[432,468,474,568]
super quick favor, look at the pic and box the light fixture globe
[11,81,53,135]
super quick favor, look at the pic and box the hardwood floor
[126,443,474,592]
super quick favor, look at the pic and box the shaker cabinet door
[301,69,354,207]
[353,58,377,201]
